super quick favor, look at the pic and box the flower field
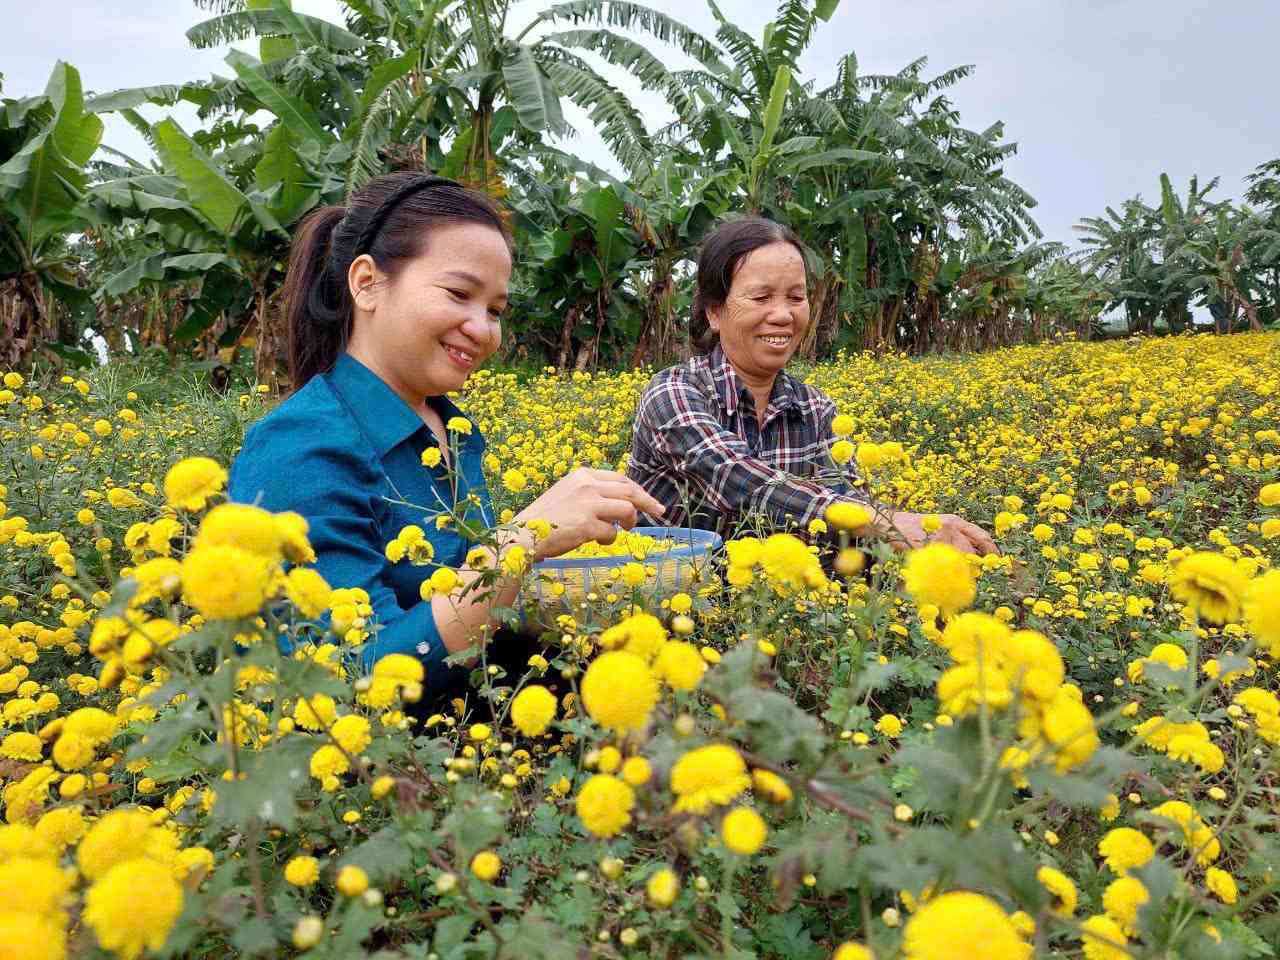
[1,332,1279,959]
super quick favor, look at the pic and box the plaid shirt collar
[707,342,802,422]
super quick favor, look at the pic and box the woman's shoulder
[782,373,835,416]
[638,355,715,406]
[239,375,351,450]
[230,375,378,508]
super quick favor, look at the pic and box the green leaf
[432,914,475,954]
[230,917,279,955]
[501,45,566,134]
[84,85,182,113]
[759,65,791,155]
[100,253,167,297]
[785,147,884,173]
[210,736,313,830]
[342,51,417,199]
[341,826,414,884]
[152,118,249,235]
[162,253,243,274]
[815,0,841,19]
[225,49,331,145]
[0,61,103,251]
[578,185,626,271]
[187,6,366,53]
[255,124,317,225]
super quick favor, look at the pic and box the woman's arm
[429,467,667,653]
[236,444,663,675]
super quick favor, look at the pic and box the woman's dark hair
[283,172,512,388]
[690,216,806,352]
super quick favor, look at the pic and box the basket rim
[532,525,721,571]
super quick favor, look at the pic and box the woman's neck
[729,363,777,427]
[345,343,430,418]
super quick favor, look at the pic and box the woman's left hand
[883,511,998,556]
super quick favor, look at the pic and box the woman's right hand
[513,467,666,559]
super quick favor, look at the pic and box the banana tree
[189,0,715,190]
[780,48,1038,354]
[1179,205,1262,334]
[0,62,103,367]
[87,38,353,376]
[1075,199,1162,334]
[90,109,336,379]
[508,164,640,368]
[612,154,739,365]
[1244,158,1280,325]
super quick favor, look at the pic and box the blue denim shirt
[228,353,493,683]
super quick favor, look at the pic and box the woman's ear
[706,301,722,333]
[348,254,380,313]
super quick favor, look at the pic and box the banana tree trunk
[1,274,49,370]
[557,303,581,370]
[253,283,285,387]
[631,258,676,367]
[812,273,843,359]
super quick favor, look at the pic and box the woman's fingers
[936,526,978,554]
[955,519,998,556]
[594,495,639,530]
[585,519,621,544]
[593,478,666,518]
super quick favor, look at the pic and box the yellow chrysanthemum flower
[510,684,557,736]
[721,806,767,855]
[84,857,183,959]
[163,456,227,511]
[902,542,977,617]
[580,651,659,734]
[1168,551,1249,624]
[575,774,635,838]
[670,744,751,814]
[901,891,1032,960]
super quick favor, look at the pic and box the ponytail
[281,172,511,390]
[284,206,350,389]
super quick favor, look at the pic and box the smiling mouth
[758,334,792,347]
[443,344,476,366]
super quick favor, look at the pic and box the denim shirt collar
[708,342,800,421]
[326,352,479,457]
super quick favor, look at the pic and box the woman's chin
[423,363,469,396]
[753,349,794,373]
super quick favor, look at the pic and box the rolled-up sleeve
[229,415,454,683]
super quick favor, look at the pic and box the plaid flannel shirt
[626,344,873,537]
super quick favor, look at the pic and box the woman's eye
[446,288,468,300]
[752,295,770,303]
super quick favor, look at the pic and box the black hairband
[352,175,459,256]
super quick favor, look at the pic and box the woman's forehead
[734,243,806,285]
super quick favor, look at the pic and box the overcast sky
[4,0,1278,246]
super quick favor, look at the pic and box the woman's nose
[461,310,498,349]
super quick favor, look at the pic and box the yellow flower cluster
[0,807,192,960]
[0,331,1276,956]
[560,530,675,560]
[724,533,827,594]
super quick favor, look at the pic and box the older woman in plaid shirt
[627,217,996,556]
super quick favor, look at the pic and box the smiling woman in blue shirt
[229,172,663,700]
